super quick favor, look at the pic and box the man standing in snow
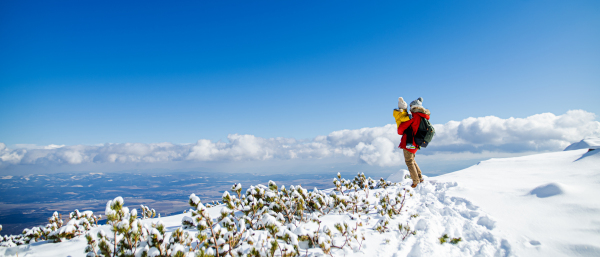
[394,97,431,188]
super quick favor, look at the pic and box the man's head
[410,97,423,108]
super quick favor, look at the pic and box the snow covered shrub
[182,173,408,256]
[204,200,221,208]
[0,209,101,247]
[144,221,195,257]
[0,231,24,246]
[333,172,380,196]
[187,182,328,256]
[86,196,194,257]
[332,221,365,250]
[398,223,416,240]
[48,209,101,242]
[376,188,410,217]
[140,205,156,219]
[439,234,462,245]
[375,216,391,233]
[22,226,45,243]
[87,196,144,257]
[0,236,17,247]
[0,225,18,248]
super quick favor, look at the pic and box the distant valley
[0,170,391,235]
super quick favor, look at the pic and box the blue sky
[1,0,599,147]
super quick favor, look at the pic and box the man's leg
[414,161,423,181]
[403,149,420,185]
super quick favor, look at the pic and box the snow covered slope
[1,149,599,257]
[564,137,600,151]
[436,149,600,256]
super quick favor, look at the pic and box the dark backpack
[414,117,435,148]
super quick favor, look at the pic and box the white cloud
[355,137,402,167]
[13,144,65,150]
[430,110,600,153]
[0,143,26,164]
[1,110,598,169]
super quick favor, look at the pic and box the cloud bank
[1,110,599,170]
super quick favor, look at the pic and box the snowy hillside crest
[563,137,600,151]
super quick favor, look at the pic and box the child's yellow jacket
[393,109,410,127]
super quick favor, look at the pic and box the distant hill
[564,137,600,151]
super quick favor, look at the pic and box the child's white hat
[398,97,407,109]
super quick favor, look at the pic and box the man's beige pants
[403,149,423,185]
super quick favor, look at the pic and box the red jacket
[397,111,430,154]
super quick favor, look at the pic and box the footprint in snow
[477,216,496,230]
[529,183,564,198]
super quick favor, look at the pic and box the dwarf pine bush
[3,173,421,257]
[140,205,157,219]
[439,234,462,245]
[0,209,101,247]
[85,197,190,257]
[49,210,101,243]
[181,172,413,257]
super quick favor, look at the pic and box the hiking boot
[420,179,424,183]
[411,183,418,188]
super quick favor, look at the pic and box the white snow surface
[1,149,599,256]
[435,148,600,257]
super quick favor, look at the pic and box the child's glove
[398,97,407,110]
